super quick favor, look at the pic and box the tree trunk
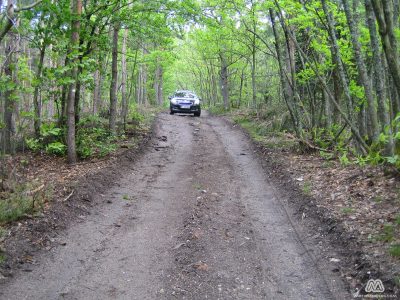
[219,54,229,110]
[366,0,394,155]
[274,1,369,153]
[74,63,83,124]
[58,56,69,127]
[2,0,18,154]
[109,22,119,134]
[93,68,100,115]
[372,0,400,112]
[154,62,163,106]
[33,45,46,137]
[343,0,378,142]
[121,28,128,128]
[269,8,302,138]
[321,0,355,117]
[2,36,16,154]
[251,24,257,109]
[66,0,82,164]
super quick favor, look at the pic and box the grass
[341,207,354,214]
[302,181,313,196]
[0,226,5,239]
[122,194,130,200]
[389,244,400,257]
[193,183,203,190]
[377,224,395,242]
[394,276,400,287]
[0,184,48,224]
[0,252,5,264]
[396,214,400,226]
[233,116,295,149]
[322,161,335,168]
[0,194,34,223]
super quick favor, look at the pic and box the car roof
[175,90,196,94]
[173,90,198,98]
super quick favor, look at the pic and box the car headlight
[171,99,178,105]
[194,99,200,105]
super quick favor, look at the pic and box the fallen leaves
[267,148,400,267]
[193,261,209,271]
[191,228,203,240]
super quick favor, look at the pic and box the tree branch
[14,0,42,13]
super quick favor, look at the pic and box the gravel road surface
[0,112,349,299]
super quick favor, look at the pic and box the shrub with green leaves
[45,142,66,155]
[77,125,117,159]
[25,122,66,156]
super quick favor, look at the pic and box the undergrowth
[225,108,400,172]
[25,105,151,160]
[0,182,50,224]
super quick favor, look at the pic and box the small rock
[330,258,341,263]
[173,243,185,250]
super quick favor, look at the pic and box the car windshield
[174,92,196,98]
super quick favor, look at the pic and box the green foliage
[302,181,312,196]
[25,138,41,152]
[40,123,63,137]
[0,184,48,224]
[77,124,117,159]
[45,142,66,155]
[341,207,354,214]
[129,105,145,124]
[339,152,350,166]
[319,151,334,160]
[25,122,66,156]
[389,244,400,257]
[396,215,400,226]
[209,104,227,115]
[377,224,395,242]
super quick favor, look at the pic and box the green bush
[45,142,66,155]
[25,122,66,156]
[77,126,117,159]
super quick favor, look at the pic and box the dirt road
[0,112,349,299]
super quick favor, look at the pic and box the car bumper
[170,104,201,113]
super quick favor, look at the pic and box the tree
[66,0,82,164]
[109,21,119,134]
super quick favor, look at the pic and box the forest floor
[0,110,398,299]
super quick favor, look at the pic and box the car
[169,90,201,117]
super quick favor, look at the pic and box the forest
[1,0,400,166]
[1,0,400,296]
